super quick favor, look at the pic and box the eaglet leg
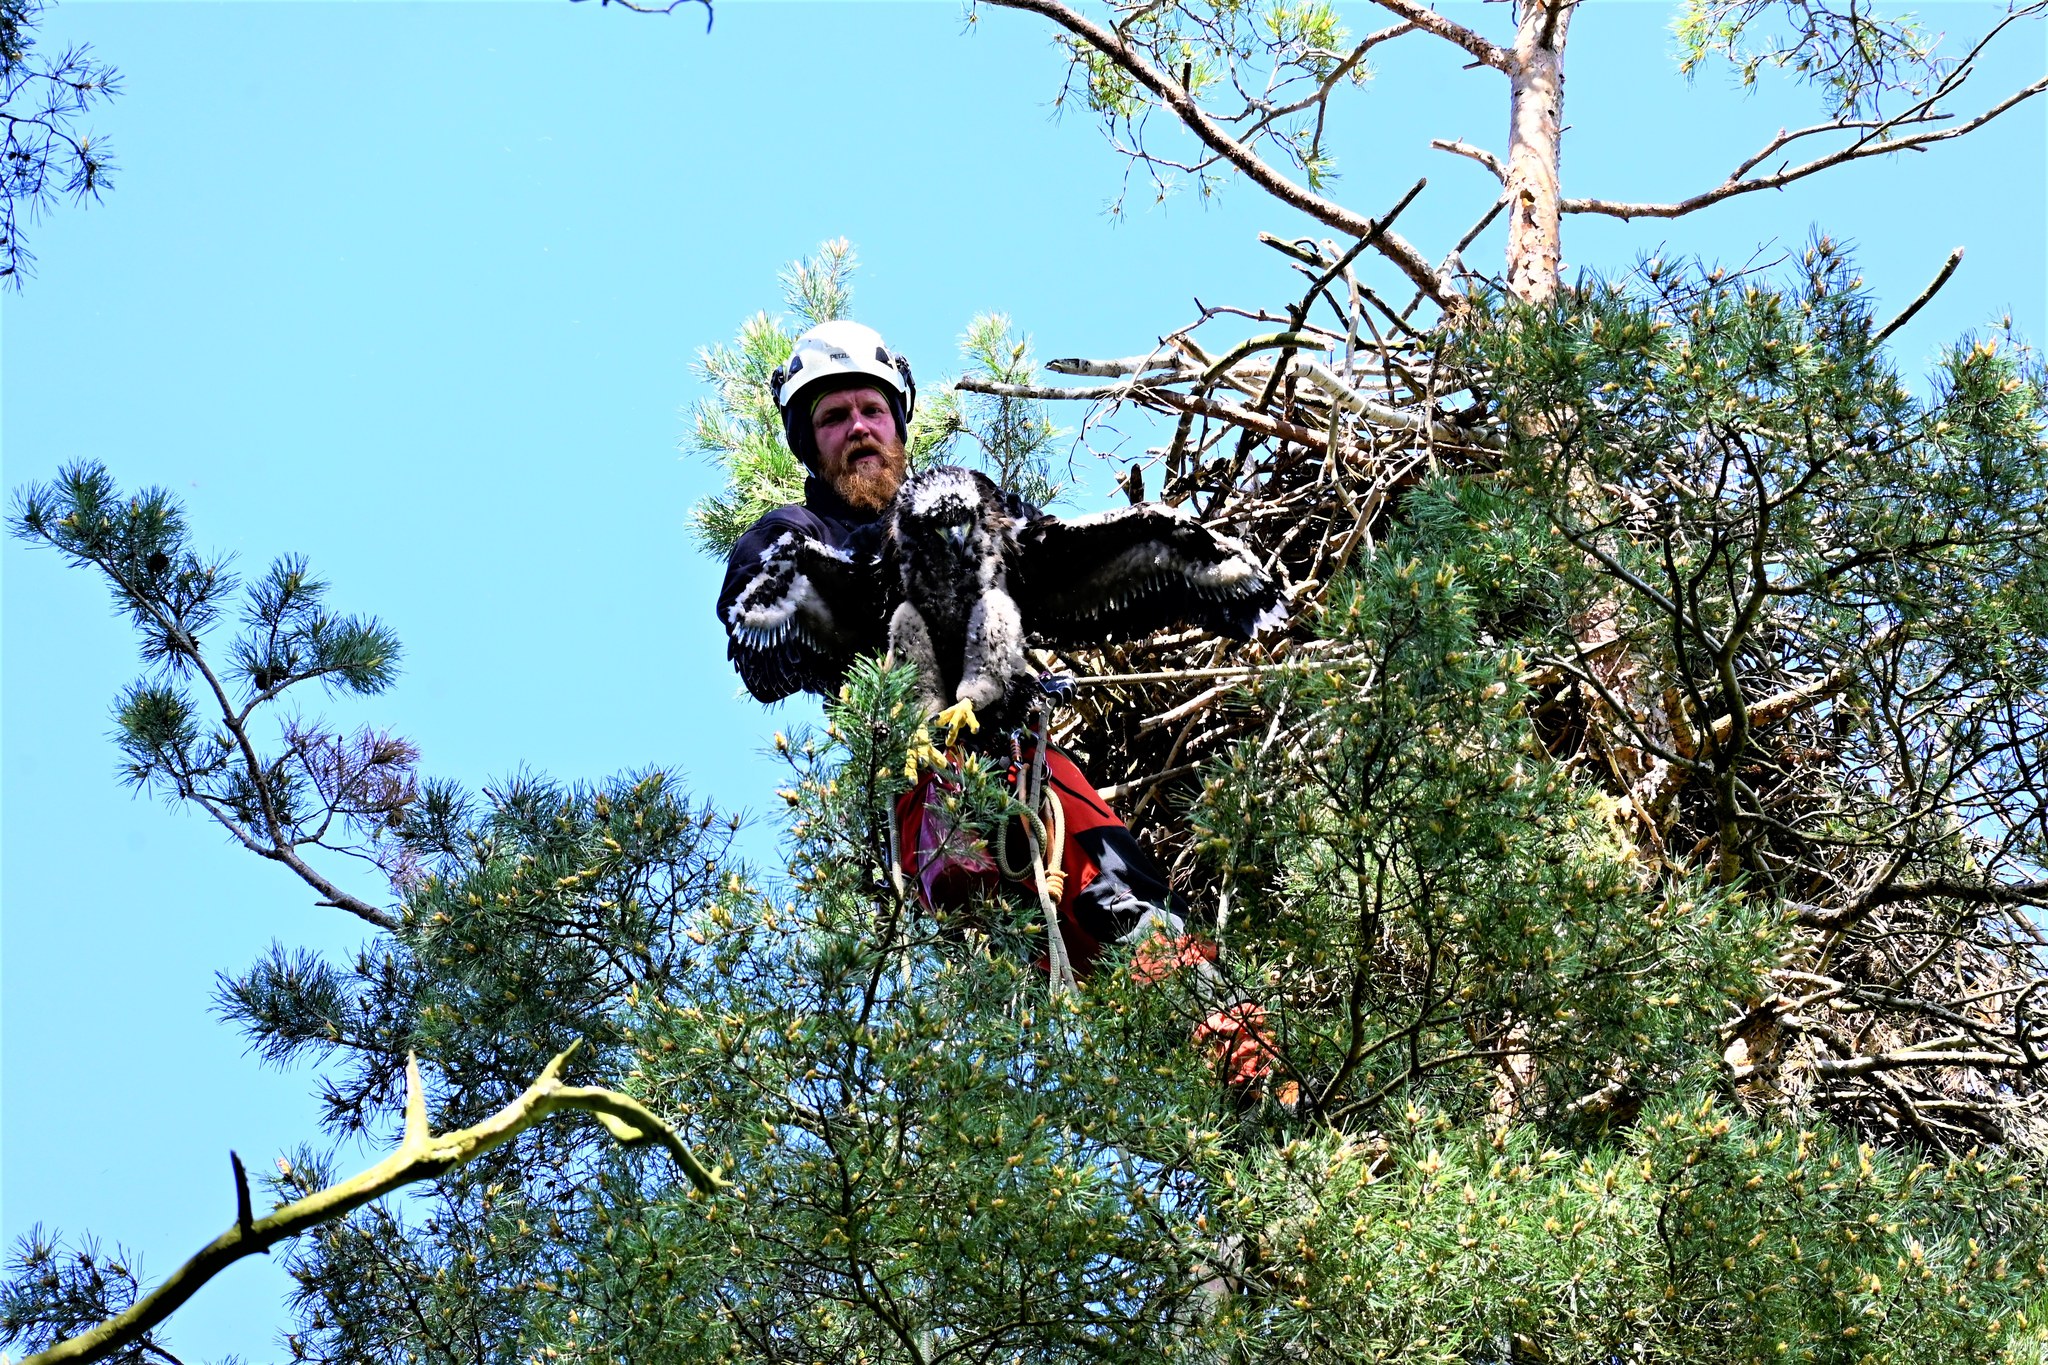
[886,601,950,720]
[957,587,1028,716]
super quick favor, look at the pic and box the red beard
[833,442,907,514]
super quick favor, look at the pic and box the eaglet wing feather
[724,530,883,702]
[1012,504,1287,645]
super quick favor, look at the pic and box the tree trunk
[1505,0,1573,304]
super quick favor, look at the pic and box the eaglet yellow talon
[903,725,941,781]
[935,699,981,747]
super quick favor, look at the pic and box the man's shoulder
[754,502,831,536]
[728,504,828,560]
[735,498,884,558]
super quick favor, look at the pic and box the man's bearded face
[811,385,909,514]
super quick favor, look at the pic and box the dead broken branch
[20,1046,723,1365]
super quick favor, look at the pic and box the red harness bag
[894,751,1281,1093]
[895,747,1127,979]
[895,769,1002,911]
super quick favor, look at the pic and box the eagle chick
[726,465,1286,737]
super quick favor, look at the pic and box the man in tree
[715,319,1273,1089]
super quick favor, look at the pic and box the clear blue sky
[3,2,2041,1357]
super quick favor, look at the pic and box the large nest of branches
[960,225,2048,1162]
[964,226,1498,862]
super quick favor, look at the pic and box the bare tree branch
[1359,0,1510,71]
[18,1046,724,1365]
[1430,137,1505,183]
[570,0,712,30]
[959,371,1329,448]
[1812,1048,2028,1078]
[1872,246,1964,345]
[1563,75,2047,221]
[979,0,1456,305]
[1235,20,1413,136]
[956,369,1494,456]
[1045,354,1185,379]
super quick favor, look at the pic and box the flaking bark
[1504,1,1573,304]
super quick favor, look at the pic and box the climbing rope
[993,697,1076,996]
[892,686,1078,997]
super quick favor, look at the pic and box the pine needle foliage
[1189,477,1776,1133]
[1027,0,1366,207]
[215,769,738,1145]
[0,0,119,286]
[0,1230,154,1364]
[215,648,2048,1365]
[1674,1,1949,118]
[1450,245,2048,1154]
[952,312,1066,509]
[14,246,2048,1365]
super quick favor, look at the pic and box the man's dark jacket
[715,472,1181,949]
[716,474,886,704]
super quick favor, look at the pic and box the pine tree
[0,0,117,286]
[15,234,2048,1365]
[8,5,2048,1364]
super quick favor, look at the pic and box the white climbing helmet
[772,320,917,427]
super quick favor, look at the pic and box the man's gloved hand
[1036,671,1076,699]
[1127,926,1295,1106]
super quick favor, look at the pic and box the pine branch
[1563,75,2046,221]
[0,0,121,286]
[16,1046,723,1365]
[979,0,1456,305]
[1429,137,1505,184]
[10,466,405,932]
[1357,0,1509,71]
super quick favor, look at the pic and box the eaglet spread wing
[1012,503,1287,646]
[723,527,884,702]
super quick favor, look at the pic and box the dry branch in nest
[958,209,1499,884]
[956,216,2048,1160]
